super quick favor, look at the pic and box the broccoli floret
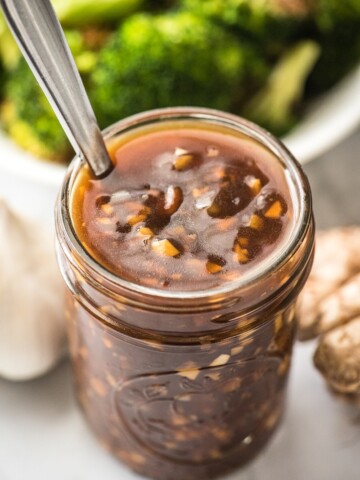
[0,58,5,102]
[1,29,107,162]
[179,0,311,48]
[65,28,111,79]
[244,41,321,136]
[1,59,71,162]
[0,16,7,99]
[0,12,62,158]
[307,27,360,94]
[306,1,360,93]
[51,0,145,27]
[0,12,21,70]
[145,0,178,11]
[90,12,267,128]
[315,0,360,32]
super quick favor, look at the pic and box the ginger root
[314,318,360,394]
[297,227,360,340]
[314,273,360,336]
[296,226,360,395]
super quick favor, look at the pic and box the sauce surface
[71,121,292,291]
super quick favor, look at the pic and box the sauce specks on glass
[71,121,292,291]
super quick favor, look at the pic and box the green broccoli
[307,28,360,94]
[145,0,178,11]
[0,12,21,70]
[179,0,311,50]
[51,0,145,27]
[0,15,7,99]
[1,59,71,162]
[90,12,267,128]
[306,1,360,93]
[1,29,108,162]
[0,58,5,102]
[243,41,321,136]
[314,0,360,32]
[0,0,143,72]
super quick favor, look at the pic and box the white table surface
[1,129,360,480]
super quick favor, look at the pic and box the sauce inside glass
[71,121,292,291]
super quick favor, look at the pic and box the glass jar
[55,108,314,480]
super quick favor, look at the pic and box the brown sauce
[71,121,292,291]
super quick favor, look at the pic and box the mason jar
[55,107,315,480]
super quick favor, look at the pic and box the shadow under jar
[55,108,315,480]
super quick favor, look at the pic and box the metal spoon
[0,0,113,178]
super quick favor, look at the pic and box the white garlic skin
[0,199,66,381]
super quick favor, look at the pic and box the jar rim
[56,107,313,302]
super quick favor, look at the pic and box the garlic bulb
[0,199,66,380]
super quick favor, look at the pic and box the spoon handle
[0,0,113,178]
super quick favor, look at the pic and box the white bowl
[1,64,360,223]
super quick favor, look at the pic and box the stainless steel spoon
[0,0,113,178]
